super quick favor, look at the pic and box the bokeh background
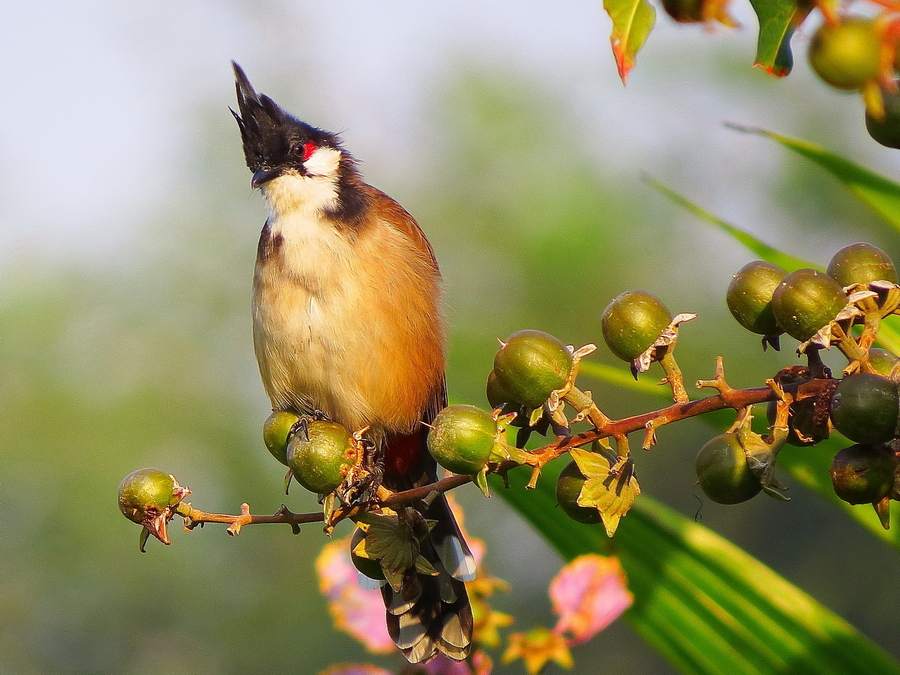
[3,2,900,674]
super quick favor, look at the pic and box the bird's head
[231,62,347,190]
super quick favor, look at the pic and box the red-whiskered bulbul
[230,62,475,664]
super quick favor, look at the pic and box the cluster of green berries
[726,242,897,344]
[721,242,900,509]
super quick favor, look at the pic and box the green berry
[555,461,602,524]
[830,444,897,504]
[118,468,178,524]
[726,261,788,336]
[487,369,520,409]
[808,17,882,91]
[601,291,671,361]
[830,373,900,445]
[286,421,354,494]
[262,409,301,466]
[492,330,573,408]
[427,404,497,475]
[827,242,898,287]
[771,268,847,341]
[695,433,762,505]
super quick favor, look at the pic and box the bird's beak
[252,167,284,189]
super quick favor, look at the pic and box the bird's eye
[293,141,316,162]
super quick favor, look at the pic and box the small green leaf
[570,444,641,537]
[473,467,491,498]
[747,0,812,76]
[604,0,656,84]
[413,554,439,577]
[355,512,420,585]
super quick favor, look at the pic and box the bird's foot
[336,429,386,506]
[288,410,331,442]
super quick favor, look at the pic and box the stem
[176,502,326,532]
[830,322,870,370]
[659,349,690,403]
[562,385,612,428]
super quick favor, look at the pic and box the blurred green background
[3,2,900,674]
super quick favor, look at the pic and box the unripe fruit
[808,17,882,91]
[726,261,788,335]
[771,268,847,341]
[118,468,177,524]
[869,348,900,377]
[830,444,897,504]
[486,370,519,409]
[286,420,354,494]
[427,404,497,475]
[827,242,898,286]
[601,291,671,361]
[695,433,762,504]
[830,373,900,445]
[555,461,601,524]
[492,330,573,408]
[262,409,301,466]
[866,85,900,149]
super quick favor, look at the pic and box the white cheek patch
[303,145,342,178]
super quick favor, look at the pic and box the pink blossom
[549,554,632,645]
[316,536,394,654]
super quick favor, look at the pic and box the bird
[230,62,476,664]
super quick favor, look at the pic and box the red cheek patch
[302,142,316,161]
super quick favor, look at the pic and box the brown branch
[170,377,834,533]
[177,502,327,532]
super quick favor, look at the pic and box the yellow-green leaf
[747,0,812,76]
[570,444,641,537]
[604,0,656,84]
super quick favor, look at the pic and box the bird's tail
[377,431,477,663]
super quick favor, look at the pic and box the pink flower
[316,536,394,654]
[549,554,632,646]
